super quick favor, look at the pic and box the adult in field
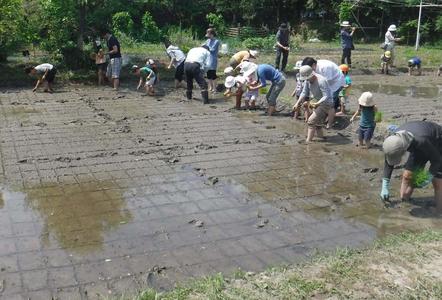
[184,45,211,104]
[275,23,290,72]
[381,121,442,214]
[101,29,122,90]
[25,63,57,93]
[164,40,186,88]
[228,50,258,70]
[204,28,220,93]
[384,25,401,66]
[301,57,345,128]
[340,21,356,67]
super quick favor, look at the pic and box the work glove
[380,178,390,201]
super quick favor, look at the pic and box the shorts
[307,102,332,128]
[45,68,57,83]
[145,77,156,87]
[358,126,375,141]
[175,61,185,82]
[106,57,122,79]
[207,70,218,80]
[245,90,258,101]
[229,57,240,69]
[266,76,286,106]
[96,63,107,72]
[405,148,442,179]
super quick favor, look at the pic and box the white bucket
[220,43,229,55]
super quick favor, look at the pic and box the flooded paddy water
[0,72,441,299]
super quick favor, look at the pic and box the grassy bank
[131,230,442,300]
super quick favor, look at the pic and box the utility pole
[415,0,423,50]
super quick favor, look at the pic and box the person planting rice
[146,58,159,84]
[408,56,422,76]
[337,64,352,115]
[381,51,392,74]
[381,121,442,214]
[224,75,258,110]
[184,45,211,104]
[301,57,346,129]
[132,65,156,96]
[164,40,186,88]
[350,92,377,149]
[293,65,333,142]
[25,63,57,93]
[245,64,286,116]
[228,50,258,69]
[291,61,310,121]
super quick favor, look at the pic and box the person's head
[162,38,172,49]
[146,58,155,67]
[131,65,141,75]
[302,57,317,70]
[100,28,111,39]
[384,51,392,60]
[388,24,397,33]
[24,66,36,76]
[341,21,351,31]
[339,64,349,75]
[201,45,210,51]
[248,50,259,59]
[279,23,288,31]
[383,130,414,166]
[358,92,374,107]
[299,65,316,83]
[205,28,217,39]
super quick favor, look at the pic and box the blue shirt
[341,30,353,49]
[257,64,282,87]
[410,57,421,65]
[204,38,220,70]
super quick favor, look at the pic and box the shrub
[166,26,198,53]
[141,11,161,43]
[206,13,226,36]
[242,37,275,50]
[112,12,134,36]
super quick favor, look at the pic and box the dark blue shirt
[341,30,353,49]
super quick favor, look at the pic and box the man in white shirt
[184,45,211,104]
[302,57,346,128]
[25,63,57,93]
[164,40,186,88]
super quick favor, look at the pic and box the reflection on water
[355,83,440,99]
[22,181,132,253]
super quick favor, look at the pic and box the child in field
[337,64,351,115]
[132,65,156,96]
[224,75,259,109]
[94,40,107,85]
[291,61,310,121]
[350,92,377,149]
[408,56,422,76]
[25,63,57,93]
[381,51,392,74]
[146,58,159,84]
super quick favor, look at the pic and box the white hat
[242,63,258,77]
[224,76,236,89]
[388,24,397,31]
[299,65,314,81]
[293,60,303,70]
[383,131,414,166]
[249,50,259,58]
[224,67,234,75]
[95,40,101,46]
[147,59,155,65]
[341,21,351,27]
[358,92,375,107]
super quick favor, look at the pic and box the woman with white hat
[384,24,402,66]
[228,50,259,70]
[340,21,356,67]
[381,121,442,214]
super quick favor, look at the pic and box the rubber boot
[186,90,192,100]
[202,91,209,104]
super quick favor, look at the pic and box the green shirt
[140,67,155,80]
[360,106,375,128]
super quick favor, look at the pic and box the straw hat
[358,92,375,107]
[341,21,351,27]
[383,131,414,166]
[388,24,397,31]
[249,50,259,58]
[299,65,314,81]
[224,76,236,89]
[384,51,392,58]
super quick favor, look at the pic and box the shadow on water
[2,181,132,253]
[354,83,441,99]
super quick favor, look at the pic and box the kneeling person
[25,63,57,93]
[132,65,156,96]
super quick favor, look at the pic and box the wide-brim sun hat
[341,21,351,27]
[382,131,414,166]
[299,65,314,81]
[358,92,374,107]
[388,24,397,31]
[224,76,236,89]
[243,64,258,77]
[249,50,258,58]
[224,67,234,75]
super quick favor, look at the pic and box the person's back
[316,60,345,93]
[399,121,442,145]
[360,106,375,128]
[186,47,210,68]
[167,45,185,66]
[257,64,281,84]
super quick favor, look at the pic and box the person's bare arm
[350,108,361,122]
[136,78,143,90]
[33,78,42,92]
[248,83,263,91]
[108,45,118,55]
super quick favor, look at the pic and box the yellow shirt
[232,51,250,63]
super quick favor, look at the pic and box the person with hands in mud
[25,63,57,93]
[132,65,156,96]
[381,121,442,214]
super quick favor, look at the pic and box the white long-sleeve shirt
[186,47,211,71]
[315,60,346,94]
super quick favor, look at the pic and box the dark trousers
[184,62,209,103]
[275,47,289,71]
[341,48,352,66]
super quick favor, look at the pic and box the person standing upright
[340,21,356,67]
[101,29,122,91]
[275,23,290,72]
[204,28,220,93]
[384,25,401,66]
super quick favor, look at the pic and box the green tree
[112,11,134,36]
[0,0,26,61]
[141,11,162,42]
